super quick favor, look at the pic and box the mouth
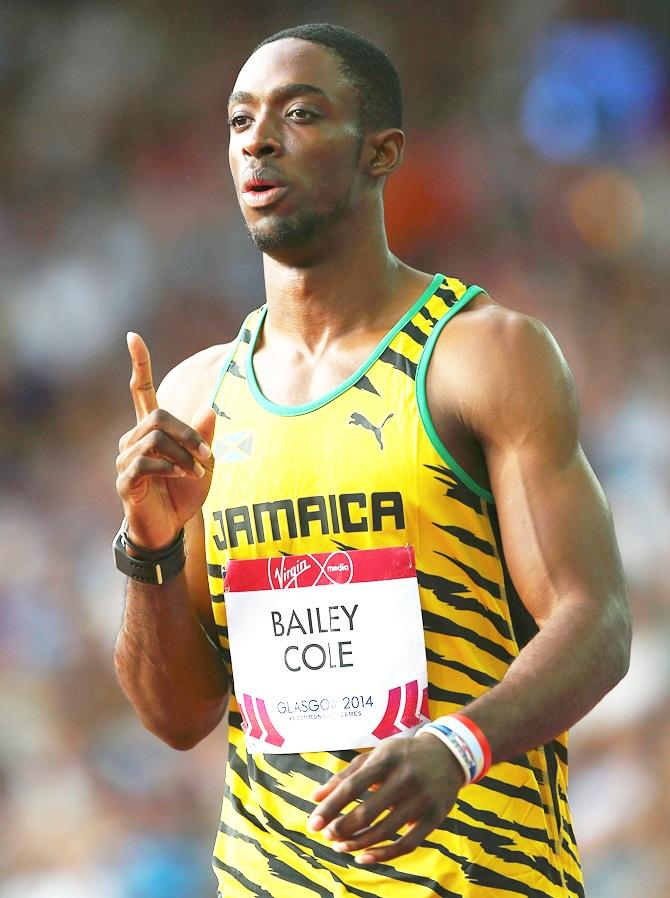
[241,173,289,209]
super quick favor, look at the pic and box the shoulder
[428,294,579,449]
[156,343,233,422]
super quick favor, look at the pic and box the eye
[287,106,319,122]
[228,113,251,130]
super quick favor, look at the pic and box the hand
[307,733,466,865]
[115,332,215,549]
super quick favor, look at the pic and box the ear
[367,128,405,180]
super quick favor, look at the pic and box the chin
[247,210,325,253]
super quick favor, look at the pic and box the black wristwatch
[113,519,186,585]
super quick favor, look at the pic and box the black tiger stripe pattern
[203,274,584,896]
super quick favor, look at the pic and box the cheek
[228,144,240,184]
[299,141,360,201]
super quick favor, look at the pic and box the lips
[241,170,289,209]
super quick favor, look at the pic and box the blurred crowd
[1,2,668,897]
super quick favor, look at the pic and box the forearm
[462,595,631,763]
[114,573,230,750]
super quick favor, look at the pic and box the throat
[252,343,363,408]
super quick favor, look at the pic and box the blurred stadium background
[1,1,668,896]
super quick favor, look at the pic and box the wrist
[416,731,468,787]
[416,713,492,785]
[125,525,183,556]
[113,519,186,585]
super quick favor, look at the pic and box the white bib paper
[224,546,429,754]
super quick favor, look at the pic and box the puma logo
[349,412,394,450]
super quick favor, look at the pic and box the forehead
[231,37,353,105]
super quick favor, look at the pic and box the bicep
[473,314,627,628]
[488,439,625,627]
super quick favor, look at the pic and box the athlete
[113,24,631,898]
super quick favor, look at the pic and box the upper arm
[438,308,629,637]
[155,344,230,645]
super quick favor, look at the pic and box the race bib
[224,546,429,754]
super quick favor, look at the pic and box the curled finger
[120,455,186,484]
[116,457,186,503]
[141,428,206,477]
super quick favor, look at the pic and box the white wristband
[435,715,485,773]
[417,713,492,784]
[418,722,474,783]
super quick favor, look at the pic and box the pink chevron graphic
[240,694,285,747]
[372,680,428,740]
[256,698,285,747]
[242,694,263,739]
[372,685,402,739]
[400,679,421,728]
[420,686,429,719]
[239,703,251,733]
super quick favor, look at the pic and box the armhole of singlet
[208,311,261,408]
[416,285,495,504]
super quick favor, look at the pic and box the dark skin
[114,38,631,864]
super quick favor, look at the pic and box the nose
[242,120,282,160]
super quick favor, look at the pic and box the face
[228,39,366,254]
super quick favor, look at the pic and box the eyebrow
[227,83,331,109]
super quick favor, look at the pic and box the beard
[245,197,350,254]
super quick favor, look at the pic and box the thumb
[191,406,216,450]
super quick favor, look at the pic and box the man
[113,23,630,898]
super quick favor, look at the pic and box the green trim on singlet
[416,285,495,504]
[245,273,445,417]
[208,318,251,407]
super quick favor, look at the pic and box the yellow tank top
[203,274,584,898]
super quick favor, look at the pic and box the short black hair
[254,23,402,131]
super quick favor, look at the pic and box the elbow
[605,644,630,694]
[113,638,229,751]
[144,706,226,751]
[155,727,205,752]
[606,599,633,690]
[614,630,632,687]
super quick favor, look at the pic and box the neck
[260,207,414,351]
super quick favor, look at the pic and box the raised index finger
[127,331,159,422]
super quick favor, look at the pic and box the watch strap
[113,520,186,585]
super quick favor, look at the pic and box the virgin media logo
[267,552,354,590]
[273,558,312,588]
